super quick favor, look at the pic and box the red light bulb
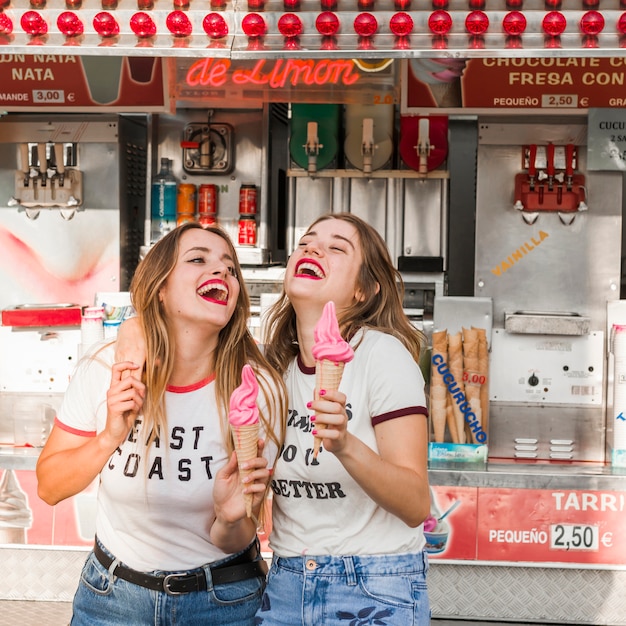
[57,11,83,36]
[130,12,157,37]
[0,0,9,8]
[542,11,566,35]
[353,12,377,36]
[66,0,82,7]
[465,10,489,34]
[247,0,265,10]
[0,13,13,34]
[284,0,300,9]
[618,12,626,34]
[583,0,599,7]
[320,0,337,10]
[29,0,46,8]
[428,10,452,34]
[137,0,153,8]
[545,0,561,7]
[278,13,303,37]
[241,13,267,37]
[469,0,485,8]
[210,0,226,8]
[502,10,526,34]
[315,11,340,35]
[93,12,119,36]
[101,0,118,9]
[432,0,448,8]
[394,0,411,8]
[389,12,413,36]
[166,10,192,36]
[358,0,375,9]
[173,0,190,7]
[506,0,522,7]
[203,13,228,38]
[579,10,604,34]
[20,11,47,35]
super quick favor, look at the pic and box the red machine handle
[565,143,575,177]
[528,144,537,176]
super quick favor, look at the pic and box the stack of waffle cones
[312,359,345,459]
[231,423,259,518]
[429,328,489,444]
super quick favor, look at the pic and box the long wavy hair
[263,213,426,375]
[130,222,286,461]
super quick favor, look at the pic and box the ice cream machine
[474,118,623,463]
[286,103,449,286]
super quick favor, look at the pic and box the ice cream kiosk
[2,1,626,623]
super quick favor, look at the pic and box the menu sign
[0,55,170,112]
[403,58,626,112]
[428,484,626,565]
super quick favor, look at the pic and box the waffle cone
[429,80,463,108]
[313,359,345,458]
[231,423,259,517]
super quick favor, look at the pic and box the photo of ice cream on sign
[424,488,461,555]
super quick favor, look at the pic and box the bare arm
[37,362,144,505]
[311,390,430,527]
[115,317,146,375]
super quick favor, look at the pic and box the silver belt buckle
[163,573,186,595]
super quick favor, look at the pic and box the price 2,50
[550,523,598,551]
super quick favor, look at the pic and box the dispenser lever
[416,118,432,174]
[361,118,374,175]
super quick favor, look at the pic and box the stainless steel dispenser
[475,118,622,462]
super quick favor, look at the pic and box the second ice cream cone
[313,359,345,458]
[231,423,260,517]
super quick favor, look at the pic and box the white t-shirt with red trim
[269,329,428,557]
[57,343,231,571]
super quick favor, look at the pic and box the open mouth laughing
[197,279,229,305]
[294,258,325,279]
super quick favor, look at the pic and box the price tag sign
[550,524,599,551]
[477,488,626,565]
[541,94,579,108]
[32,90,65,104]
[587,108,626,171]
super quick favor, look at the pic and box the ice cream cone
[428,81,463,108]
[313,359,345,459]
[231,423,260,517]
[448,332,466,444]
[430,330,448,443]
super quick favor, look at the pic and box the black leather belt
[93,538,268,595]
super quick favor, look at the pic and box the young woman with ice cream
[36,222,286,626]
[257,213,431,625]
[115,214,431,624]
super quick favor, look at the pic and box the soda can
[238,184,257,215]
[177,183,196,219]
[199,213,217,227]
[238,216,257,245]
[199,184,218,215]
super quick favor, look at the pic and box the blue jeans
[71,539,266,625]
[255,551,430,626]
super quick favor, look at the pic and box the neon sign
[186,58,361,89]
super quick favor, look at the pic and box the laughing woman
[36,223,286,626]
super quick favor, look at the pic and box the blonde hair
[130,222,286,462]
[263,213,426,375]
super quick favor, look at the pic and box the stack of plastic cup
[81,306,104,356]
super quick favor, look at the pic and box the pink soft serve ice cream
[312,301,354,364]
[229,364,260,427]
[229,364,260,517]
[311,302,354,458]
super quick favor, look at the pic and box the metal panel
[403,178,444,258]
[348,178,387,239]
[429,562,626,624]
[475,122,622,330]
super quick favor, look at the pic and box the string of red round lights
[2,0,626,56]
